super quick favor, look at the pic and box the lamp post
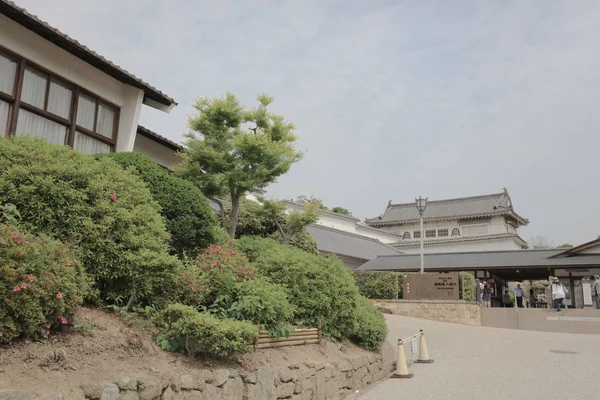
[415,196,428,274]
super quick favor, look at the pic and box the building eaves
[137,125,184,152]
[358,248,600,272]
[549,238,600,258]
[390,233,528,248]
[307,224,402,261]
[0,0,177,110]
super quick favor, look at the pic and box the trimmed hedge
[459,272,475,301]
[0,137,180,305]
[0,224,88,342]
[159,304,258,357]
[100,152,217,254]
[354,271,399,299]
[351,296,388,351]
[236,237,360,342]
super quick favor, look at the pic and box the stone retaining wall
[0,353,394,400]
[379,300,481,326]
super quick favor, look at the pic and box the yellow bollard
[391,339,414,379]
[415,329,434,363]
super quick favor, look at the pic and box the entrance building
[357,238,600,309]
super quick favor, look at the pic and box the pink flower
[111,193,117,201]
[20,283,27,290]
[13,286,20,292]
[65,260,71,266]
[58,316,68,324]
[56,293,63,299]
[45,330,50,335]
[69,308,75,314]
[0,332,3,337]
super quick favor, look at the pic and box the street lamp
[415,196,428,274]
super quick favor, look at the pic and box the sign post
[403,273,460,300]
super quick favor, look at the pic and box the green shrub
[100,152,217,254]
[192,244,256,302]
[351,296,388,351]
[459,272,475,301]
[286,228,319,255]
[230,276,295,335]
[236,237,359,341]
[159,304,258,357]
[0,137,180,305]
[0,224,88,343]
[354,271,399,299]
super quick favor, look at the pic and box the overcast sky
[16,0,600,245]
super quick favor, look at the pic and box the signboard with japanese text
[403,273,460,300]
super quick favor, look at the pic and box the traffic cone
[415,329,434,363]
[391,339,414,379]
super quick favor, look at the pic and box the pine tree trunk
[228,196,240,238]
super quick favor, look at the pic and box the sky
[14,0,600,245]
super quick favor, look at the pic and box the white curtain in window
[96,103,115,138]
[0,54,17,95]
[0,100,10,135]
[21,67,47,109]
[47,79,72,119]
[15,109,66,145]
[76,93,95,130]
[74,131,110,155]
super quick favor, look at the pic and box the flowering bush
[192,245,256,302]
[0,137,180,305]
[0,224,88,343]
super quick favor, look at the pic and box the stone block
[246,367,277,400]
[211,370,230,388]
[0,391,29,400]
[276,382,294,399]
[315,370,326,400]
[80,384,105,400]
[279,367,294,383]
[180,375,205,391]
[99,385,119,400]
[181,392,202,400]
[240,372,257,384]
[293,381,302,395]
[137,379,163,400]
[337,360,352,373]
[115,377,138,391]
[118,392,139,400]
[222,377,243,400]
[201,386,221,400]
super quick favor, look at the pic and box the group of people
[480,276,600,311]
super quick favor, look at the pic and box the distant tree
[259,198,319,244]
[295,195,328,210]
[331,206,352,216]
[529,235,553,249]
[556,243,573,248]
[178,93,303,238]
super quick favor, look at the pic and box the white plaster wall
[132,134,180,169]
[1,15,144,151]
[375,216,514,239]
[398,238,525,254]
[354,225,402,244]
[314,214,357,232]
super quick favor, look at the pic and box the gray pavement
[352,314,600,400]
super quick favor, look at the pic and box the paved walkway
[352,315,600,400]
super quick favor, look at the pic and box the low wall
[0,353,394,400]
[481,308,600,334]
[377,300,482,326]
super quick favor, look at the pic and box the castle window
[451,228,460,236]
[403,231,411,239]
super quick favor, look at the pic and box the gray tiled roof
[137,125,184,151]
[307,224,402,261]
[358,249,600,272]
[366,190,528,226]
[1,0,176,109]
[391,233,527,249]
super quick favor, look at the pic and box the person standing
[482,282,491,308]
[551,277,568,312]
[592,275,600,309]
[514,284,524,308]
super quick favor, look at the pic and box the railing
[253,321,323,350]
[391,329,434,379]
